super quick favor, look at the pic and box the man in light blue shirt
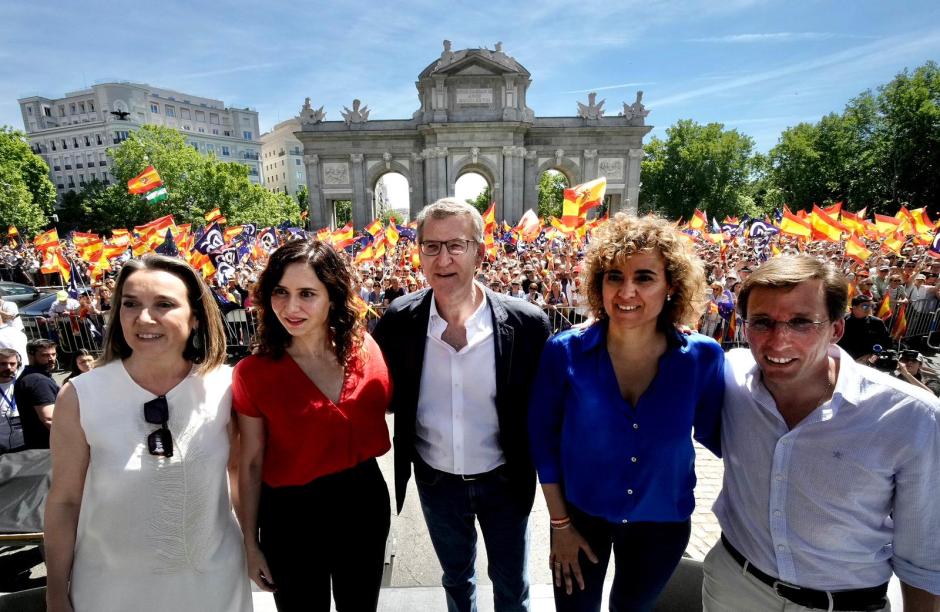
[705,255,940,612]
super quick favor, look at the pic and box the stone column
[502,146,525,223]
[435,147,449,202]
[624,149,643,216]
[350,153,367,230]
[583,149,598,181]
[410,152,425,218]
[304,154,328,229]
[523,149,539,223]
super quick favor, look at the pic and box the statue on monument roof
[577,92,605,120]
[299,97,326,125]
[341,99,370,126]
[619,90,649,124]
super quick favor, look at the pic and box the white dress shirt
[415,289,504,475]
[715,345,940,592]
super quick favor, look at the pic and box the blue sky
[1,0,938,156]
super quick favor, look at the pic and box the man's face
[0,355,18,383]
[419,215,482,299]
[30,347,57,373]
[745,280,843,388]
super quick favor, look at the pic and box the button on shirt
[715,346,940,592]
[528,323,724,524]
[415,291,504,475]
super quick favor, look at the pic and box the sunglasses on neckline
[144,395,173,457]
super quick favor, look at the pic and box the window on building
[62,139,68,149]
[151,103,159,113]
[296,170,303,181]
[181,108,191,119]
[198,127,204,133]
[58,105,65,117]
[43,106,51,117]
[96,134,102,145]
[207,144,215,153]
[195,110,205,122]
[192,143,199,151]
[70,103,76,114]
[51,141,56,151]
[295,158,301,165]
[27,106,32,115]
[84,136,90,146]
[243,131,252,141]
[88,101,94,112]
[212,128,218,135]
[79,102,85,113]
[224,130,231,137]
[165,106,176,117]
[221,146,230,156]
[210,113,219,124]
[184,125,190,131]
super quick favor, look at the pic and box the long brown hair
[100,255,227,373]
[252,239,363,364]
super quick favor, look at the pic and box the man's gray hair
[416,198,485,243]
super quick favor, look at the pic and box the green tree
[537,170,567,219]
[334,200,352,225]
[639,120,757,221]
[296,184,309,215]
[0,127,54,236]
[467,186,492,215]
[379,209,403,225]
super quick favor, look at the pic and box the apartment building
[260,118,305,196]
[18,82,262,196]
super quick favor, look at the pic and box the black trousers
[552,504,691,612]
[259,458,391,612]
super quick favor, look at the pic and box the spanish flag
[386,223,400,247]
[874,214,901,237]
[34,228,60,251]
[482,202,496,231]
[876,293,892,321]
[7,226,18,238]
[204,208,225,224]
[331,223,355,250]
[891,302,908,340]
[844,236,872,265]
[810,205,846,242]
[839,210,868,236]
[778,210,812,238]
[689,209,708,232]
[364,219,383,236]
[561,178,606,231]
[127,166,163,195]
[354,245,374,264]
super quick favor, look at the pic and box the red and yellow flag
[874,214,901,237]
[364,219,383,236]
[891,303,908,340]
[778,210,812,238]
[331,223,355,250]
[561,178,606,231]
[689,209,708,232]
[34,228,60,251]
[844,236,872,265]
[386,223,400,248]
[876,293,893,321]
[127,166,163,195]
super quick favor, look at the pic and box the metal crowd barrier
[20,313,106,357]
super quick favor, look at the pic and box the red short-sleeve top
[232,332,392,487]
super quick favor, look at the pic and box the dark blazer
[373,287,551,513]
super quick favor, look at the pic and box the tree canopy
[0,127,55,236]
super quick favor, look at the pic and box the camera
[872,349,899,373]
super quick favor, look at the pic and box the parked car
[20,294,57,317]
[0,281,44,306]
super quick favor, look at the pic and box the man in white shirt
[374,199,550,612]
[704,255,940,611]
[0,348,24,452]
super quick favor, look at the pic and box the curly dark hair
[253,239,363,365]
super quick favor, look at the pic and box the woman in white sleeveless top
[44,255,252,612]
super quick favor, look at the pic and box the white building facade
[260,118,305,196]
[18,82,262,197]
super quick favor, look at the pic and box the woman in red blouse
[233,239,392,612]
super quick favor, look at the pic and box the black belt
[721,534,888,611]
[417,457,506,482]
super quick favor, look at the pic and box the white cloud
[689,32,870,43]
[561,82,655,94]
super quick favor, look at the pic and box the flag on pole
[144,186,169,204]
[364,219,383,236]
[204,208,225,224]
[127,166,163,195]
[876,293,892,321]
[689,209,708,232]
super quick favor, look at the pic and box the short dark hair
[101,255,226,373]
[253,240,363,365]
[26,338,56,356]
[737,255,847,322]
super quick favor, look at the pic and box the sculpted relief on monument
[323,163,350,185]
[598,158,624,180]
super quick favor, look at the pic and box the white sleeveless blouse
[69,360,252,612]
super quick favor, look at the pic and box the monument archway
[296,40,651,230]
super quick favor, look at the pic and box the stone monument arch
[296,41,651,229]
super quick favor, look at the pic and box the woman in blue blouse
[528,214,724,612]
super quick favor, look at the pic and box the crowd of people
[0,200,938,612]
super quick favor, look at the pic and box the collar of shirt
[577,319,688,355]
[739,344,860,427]
[427,284,492,349]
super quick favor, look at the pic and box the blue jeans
[414,458,530,612]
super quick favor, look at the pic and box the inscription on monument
[598,158,624,180]
[323,163,350,185]
[456,88,493,105]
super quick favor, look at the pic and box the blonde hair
[581,213,707,329]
